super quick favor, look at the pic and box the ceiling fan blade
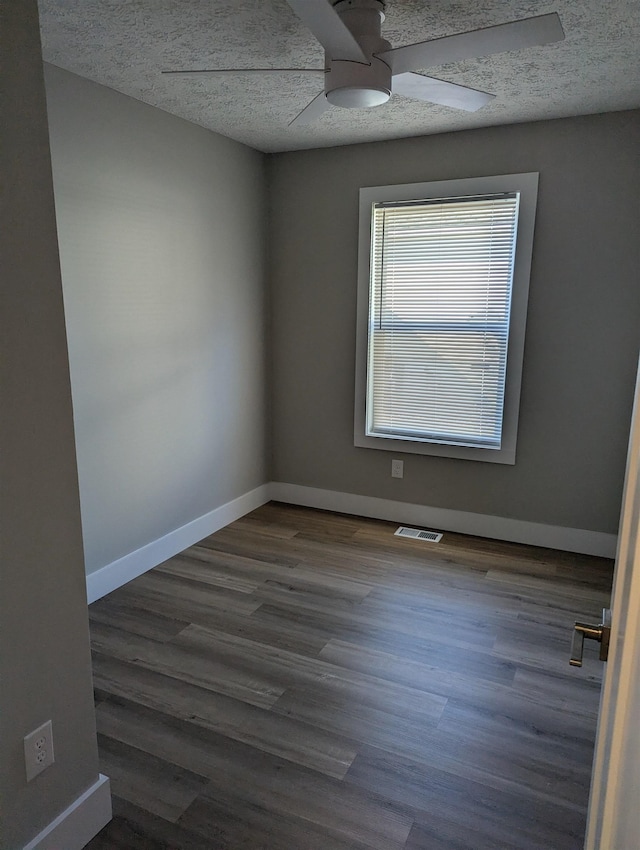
[393,72,495,112]
[289,91,331,127]
[285,0,367,63]
[161,68,325,75]
[377,13,565,76]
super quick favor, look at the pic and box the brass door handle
[570,608,611,667]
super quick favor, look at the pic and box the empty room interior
[3,1,640,848]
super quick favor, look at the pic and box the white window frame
[354,172,539,465]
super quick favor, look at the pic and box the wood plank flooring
[85,502,613,850]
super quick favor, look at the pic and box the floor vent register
[395,526,443,542]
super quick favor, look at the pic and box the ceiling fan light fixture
[326,85,390,108]
[325,55,392,109]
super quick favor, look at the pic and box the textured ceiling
[38,0,640,153]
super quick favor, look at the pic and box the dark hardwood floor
[85,502,613,849]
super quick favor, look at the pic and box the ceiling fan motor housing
[326,0,392,108]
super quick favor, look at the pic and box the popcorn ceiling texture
[38,0,640,152]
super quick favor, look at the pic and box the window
[354,173,538,464]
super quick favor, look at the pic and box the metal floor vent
[395,526,443,543]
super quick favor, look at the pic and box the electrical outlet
[24,720,54,781]
[391,459,404,479]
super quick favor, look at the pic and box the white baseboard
[23,774,111,850]
[85,480,616,603]
[269,482,618,558]
[86,484,270,603]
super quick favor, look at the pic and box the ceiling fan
[162,0,564,126]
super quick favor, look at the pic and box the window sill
[354,431,516,464]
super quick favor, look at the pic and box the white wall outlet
[24,720,54,781]
[391,459,404,479]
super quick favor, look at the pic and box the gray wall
[268,111,640,535]
[0,3,101,847]
[44,65,268,575]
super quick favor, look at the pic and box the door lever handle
[570,608,611,667]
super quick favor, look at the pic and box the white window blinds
[366,193,520,449]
